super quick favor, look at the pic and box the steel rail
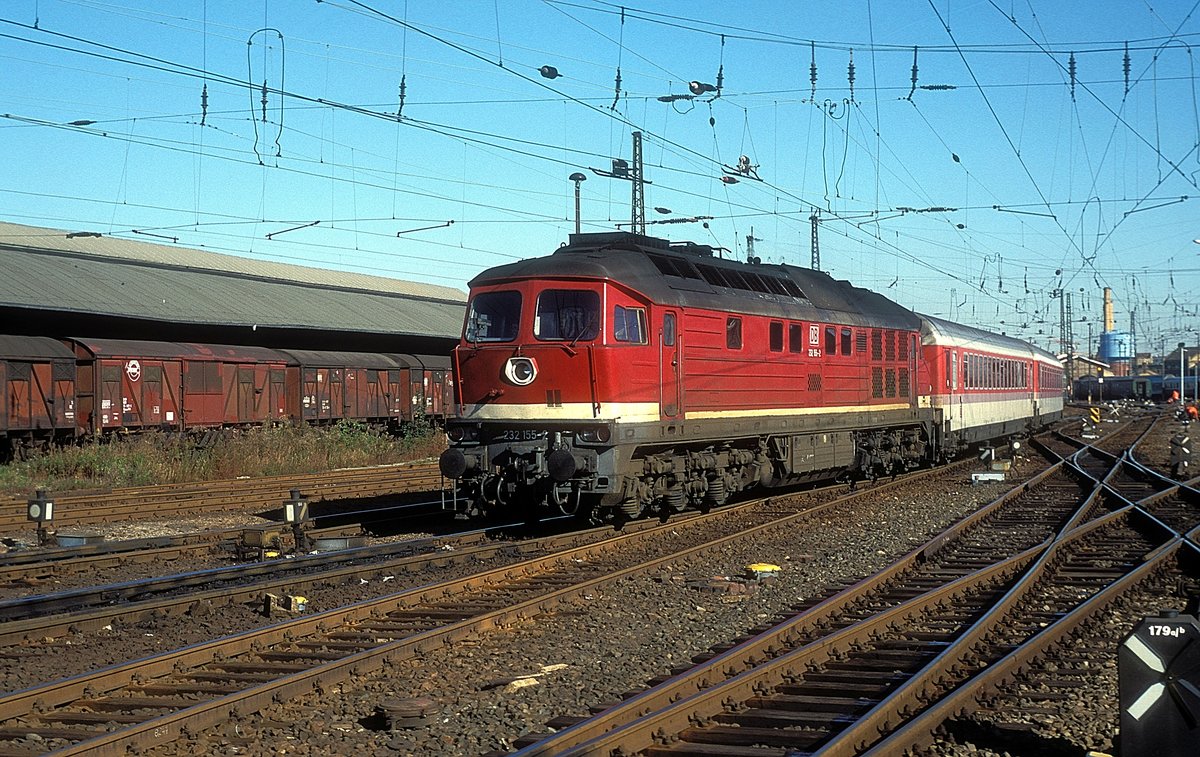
[536,508,1171,757]
[509,461,1086,756]
[858,537,1196,757]
[0,461,991,754]
[0,461,442,532]
[813,506,1177,756]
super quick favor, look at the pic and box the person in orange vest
[1189,404,1200,422]
[1169,389,1181,403]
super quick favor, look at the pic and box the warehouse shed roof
[0,222,466,340]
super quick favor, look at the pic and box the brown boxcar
[407,353,454,419]
[0,336,77,455]
[275,350,417,425]
[68,339,290,433]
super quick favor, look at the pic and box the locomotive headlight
[577,425,611,444]
[446,425,479,443]
[504,357,538,386]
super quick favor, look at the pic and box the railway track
[860,532,1198,755]
[510,490,1173,756]
[0,460,442,533]
[0,461,994,755]
[504,462,1099,755]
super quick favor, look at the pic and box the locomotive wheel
[703,476,727,510]
[618,497,642,520]
[664,486,686,513]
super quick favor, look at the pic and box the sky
[2,0,1199,356]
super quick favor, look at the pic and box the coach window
[465,290,521,342]
[825,326,836,355]
[947,352,958,390]
[726,317,743,349]
[614,306,647,344]
[534,289,600,342]
[769,321,784,352]
[840,328,852,356]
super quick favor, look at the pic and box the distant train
[439,232,1065,522]
[0,335,452,460]
[1072,374,1197,402]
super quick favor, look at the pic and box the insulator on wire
[397,74,407,118]
[1123,42,1131,95]
[809,41,817,102]
[1068,52,1077,102]
[260,80,269,122]
[611,67,622,110]
[907,47,918,101]
[200,83,208,126]
[847,50,856,103]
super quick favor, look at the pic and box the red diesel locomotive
[439,232,1063,521]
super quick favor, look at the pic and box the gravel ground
[132,469,1029,757]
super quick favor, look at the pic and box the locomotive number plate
[498,429,547,442]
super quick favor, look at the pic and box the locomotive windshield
[465,291,521,342]
[534,289,600,342]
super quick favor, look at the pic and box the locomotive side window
[824,326,836,355]
[534,289,600,342]
[769,321,783,352]
[466,291,521,343]
[788,323,803,354]
[726,317,743,350]
[663,313,676,346]
[614,306,647,344]
[841,328,852,355]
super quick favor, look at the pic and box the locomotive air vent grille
[899,368,910,397]
[885,330,896,361]
[899,334,910,360]
[856,331,868,354]
[808,373,821,391]
[885,368,897,398]
[871,330,883,361]
[872,367,884,398]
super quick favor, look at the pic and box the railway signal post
[284,489,312,553]
[26,489,55,547]
[1170,428,1191,479]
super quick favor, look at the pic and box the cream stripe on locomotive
[685,403,913,420]
[460,402,661,422]
[459,401,915,423]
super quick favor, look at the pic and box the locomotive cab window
[824,326,836,355]
[466,291,521,343]
[534,289,600,342]
[841,328,852,355]
[614,306,647,344]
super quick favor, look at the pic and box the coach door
[660,311,680,419]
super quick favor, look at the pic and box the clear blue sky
[2,1,1198,355]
